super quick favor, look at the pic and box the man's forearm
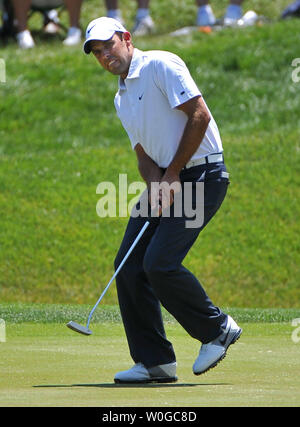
[168,117,210,175]
[165,96,211,176]
[135,145,164,187]
[138,159,164,187]
[167,109,210,175]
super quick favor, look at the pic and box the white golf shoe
[193,315,242,375]
[114,362,177,384]
[63,27,82,46]
[16,30,35,49]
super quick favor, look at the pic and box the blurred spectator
[11,0,83,48]
[196,0,244,26]
[104,0,154,35]
[281,0,300,19]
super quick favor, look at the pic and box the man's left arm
[167,95,210,175]
[159,95,211,210]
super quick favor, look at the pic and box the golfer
[84,17,242,383]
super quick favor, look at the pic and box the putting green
[0,322,299,407]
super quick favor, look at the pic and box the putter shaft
[86,220,150,328]
[67,221,150,334]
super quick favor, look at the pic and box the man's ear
[123,31,131,42]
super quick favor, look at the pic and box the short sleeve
[153,53,201,109]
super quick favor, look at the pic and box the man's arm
[158,95,211,210]
[135,144,165,214]
[166,95,211,177]
[134,95,210,214]
[134,143,164,189]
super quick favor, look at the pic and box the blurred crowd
[0,0,299,49]
[0,0,246,49]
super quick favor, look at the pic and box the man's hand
[134,143,182,217]
[150,170,182,217]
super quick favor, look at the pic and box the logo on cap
[87,24,96,34]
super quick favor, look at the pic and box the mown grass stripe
[0,303,299,324]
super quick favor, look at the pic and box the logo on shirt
[138,93,144,100]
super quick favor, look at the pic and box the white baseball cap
[83,17,127,54]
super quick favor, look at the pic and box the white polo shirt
[114,48,223,168]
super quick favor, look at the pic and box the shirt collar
[118,48,144,90]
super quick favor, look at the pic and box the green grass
[0,1,300,307]
[1,321,300,407]
[1,303,300,324]
[1,306,299,407]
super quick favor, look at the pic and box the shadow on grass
[33,382,230,389]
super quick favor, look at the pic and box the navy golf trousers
[114,161,229,368]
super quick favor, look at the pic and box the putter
[66,220,150,335]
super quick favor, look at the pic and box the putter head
[66,321,92,336]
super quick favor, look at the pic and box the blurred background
[0,0,299,307]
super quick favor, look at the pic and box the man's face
[90,33,133,79]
